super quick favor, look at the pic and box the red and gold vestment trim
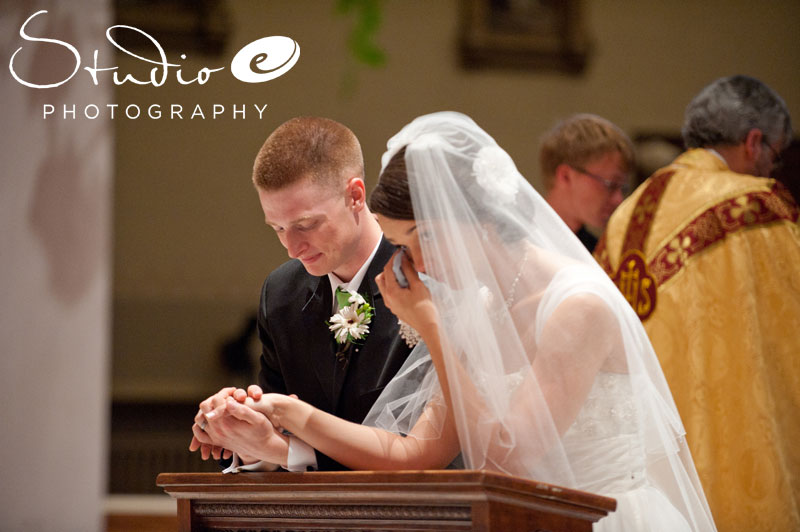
[595,170,675,321]
[649,183,798,287]
[596,177,798,322]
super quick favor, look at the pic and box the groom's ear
[345,177,367,212]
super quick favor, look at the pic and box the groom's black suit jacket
[257,238,412,470]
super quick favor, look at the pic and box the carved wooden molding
[194,502,471,521]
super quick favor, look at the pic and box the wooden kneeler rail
[157,470,615,531]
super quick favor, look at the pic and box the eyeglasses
[571,166,631,195]
[762,141,783,170]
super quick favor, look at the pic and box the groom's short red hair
[252,116,364,191]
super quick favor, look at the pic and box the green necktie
[335,287,352,310]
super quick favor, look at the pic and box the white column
[0,3,112,531]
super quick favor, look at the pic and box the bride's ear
[345,177,367,211]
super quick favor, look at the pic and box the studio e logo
[231,36,300,83]
[8,10,301,89]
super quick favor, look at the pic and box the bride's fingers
[228,397,285,432]
[378,251,403,293]
[232,388,248,402]
[247,384,264,400]
[226,397,266,427]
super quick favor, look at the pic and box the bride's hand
[240,392,313,435]
[220,396,291,465]
[376,249,439,336]
[232,385,266,403]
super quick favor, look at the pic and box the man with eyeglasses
[595,75,799,531]
[540,113,635,252]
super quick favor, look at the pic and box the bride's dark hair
[369,147,414,220]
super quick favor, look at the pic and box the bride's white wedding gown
[562,372,691,531]
[532,265,694,531]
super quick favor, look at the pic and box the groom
[190,117,411,471]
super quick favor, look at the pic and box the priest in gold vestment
[596,76,799,531]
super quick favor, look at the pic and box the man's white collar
[328,236,383,311]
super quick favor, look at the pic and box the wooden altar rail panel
[157,470,615,532]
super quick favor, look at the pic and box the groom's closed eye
[295,219,321,232]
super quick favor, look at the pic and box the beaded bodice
[561,372,648,494]
[567,372,639,438]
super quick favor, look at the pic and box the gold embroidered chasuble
[595,149,800,531]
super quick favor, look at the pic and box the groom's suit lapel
[330,238,396,411]
[300,275,337,407]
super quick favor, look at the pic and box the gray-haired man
[596,75,799,531]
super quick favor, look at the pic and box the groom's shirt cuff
[287,436,318,472]
[222,453,280,474]
[221,436,317,473]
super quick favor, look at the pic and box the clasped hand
[189,385,294,466]
[189,252,436,466]
[376,249,439,336]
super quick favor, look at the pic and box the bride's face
[374,214,428,274]
[375,214,466,287]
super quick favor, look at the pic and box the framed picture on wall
[115,0,231,54]
[460,0,591,74]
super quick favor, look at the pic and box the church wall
[112,0,800,400]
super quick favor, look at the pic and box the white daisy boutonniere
[328,289,374,347]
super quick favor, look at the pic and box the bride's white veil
[364,112,715,530]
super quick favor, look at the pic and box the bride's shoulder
[555,290,612,316]
[534,288,618,335]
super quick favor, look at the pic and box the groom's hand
[189,387,238,460]
[189,418,231,461]
[223,397,290,465]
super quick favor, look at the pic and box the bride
[215,112,716,531]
